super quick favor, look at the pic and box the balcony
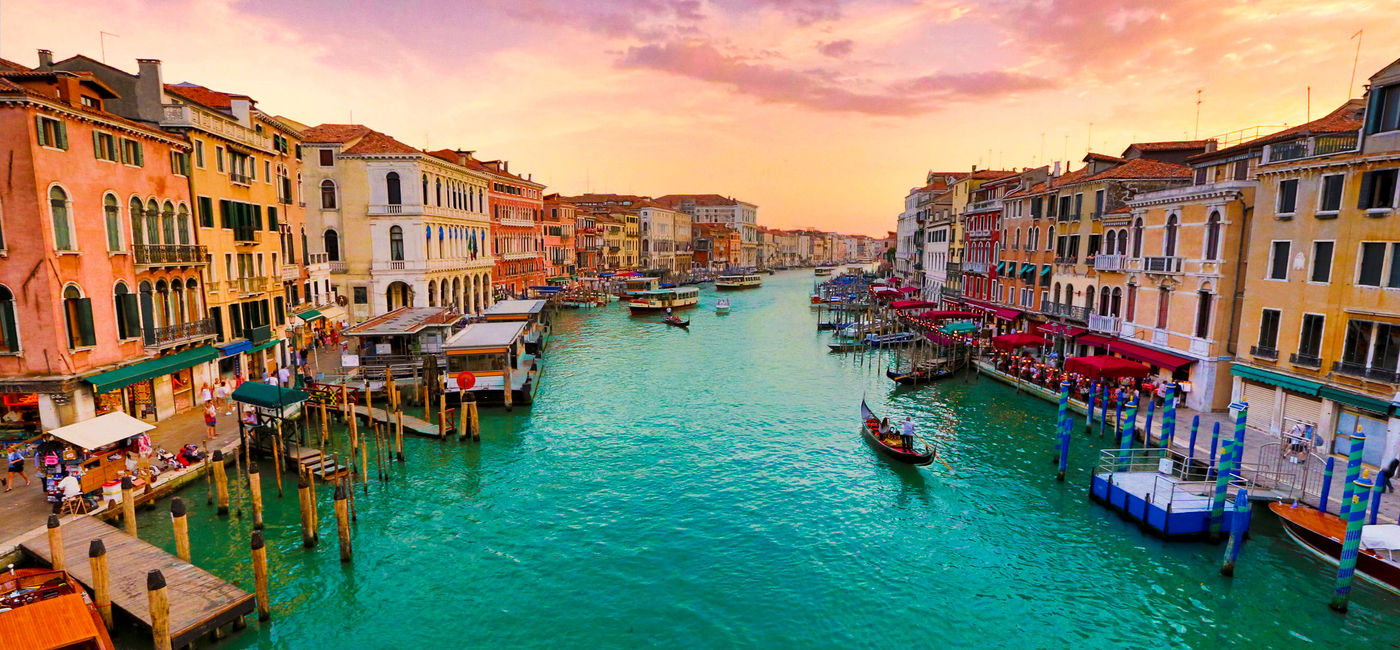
[1332,361,1400,384]
[280,264,300,281]
[1290,352,1323,369]
[1263,131,1360,164]
[498,217,535,228]
[328,260,348,274]
[1041,301,1091,322]
[229,172,252,186]
[940,286,961,299]
[1143,256,1183,274]
[145,318,217,350]
[134,244,207,267]
[1087,313,1121,334]
[226,277,267,296]
[233,228,259,244]
[964,261,989,274]
[1249,345,1279,361]
[945,262,961,275]
[248,324,272,345]
[1093,254,1125,272]
[160,103,275,152]
[369,203,423,216]
[502,251,538,261]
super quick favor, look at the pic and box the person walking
[199,383,213,409]
[204,403,218,441]
[6,444,29,491]
[216,380,231,415]
[1383,457,1400,494]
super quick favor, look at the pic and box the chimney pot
[37,49,53,69]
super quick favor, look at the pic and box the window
[215,146,225,172]
[103,194,121,251]
[0,286,16,352]
[1358,242,1386,286]
[161,201,175,245]
[1194,167,1208,185]
[35,116,68,150]
[114,282,140,339]
[320,180,337,209]
[1277,179,1298,214]
[264,160,271,183]
[1156,288,1170,329]
[1358,170,1398,210]
[1311,241,1334,283]
[1131,219,1143,257]
[129,198,144,247]
[145,199,160,245]
[63,285,94,349]
[194,140,204,168]
[119,138,144,166]
[353,286,368,304]
[436,179,442,207]
[1319,174,1344,213]
[1194,291,1212,338]
[1368,84,1400,134]
[1093,190,1104,218]
[319,149,334,166]
[1204,212,1221,260]
[92,132,117,161]
[1268,241,1290,280]
[387,172,402,205]
[177,205,190,244]
[1299,314,1325,358]
[1257,309,1281,350]
[50,186,73,251]
[267,206,278,232]
[197,196,214,228]
[1342,320,1374,366]
[170,150,190,175]
[324,229,340,261]
[1163,215,1179,256]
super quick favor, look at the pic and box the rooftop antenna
[1063,135,1068,166]
[1307,86,1311,122]
[99,31,119,63]
[1348,29,1363,99]
[1040,132,1046,166]
[1194,89,1202,139]
[1087,122,1093,152]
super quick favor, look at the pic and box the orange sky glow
[4,0,1400,237]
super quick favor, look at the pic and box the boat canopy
[915,310,982,320]
[47,411,154,451]
[1064,355,1150,379]
[1362,525,1400,551]
[991,332,1049,350]
[484,299,547,317]
[232,382,311,409]
[444,322,528,351]
[529,286,564,293]
[940,322,979,334]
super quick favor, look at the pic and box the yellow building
[621,211,639,268]
[1233,80,1400,459]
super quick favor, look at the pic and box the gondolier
[900,417,916,453]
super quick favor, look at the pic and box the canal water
[132,271,1400,648]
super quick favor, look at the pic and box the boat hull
[715,283,761,290]
[859,401,934,465]
[1269,502,1400,595]
[885,368,954,385]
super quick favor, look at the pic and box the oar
[918,434,955,474]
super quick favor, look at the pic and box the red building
[458,155,546,297]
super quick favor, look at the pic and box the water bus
[619,276,661,297]
[628,287,701,313]
[444,321,541,406]
[715,274,763,290]
[814,266,837,276]
[482,299,550,354]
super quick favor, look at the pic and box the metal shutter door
[1242,382,1276,433]
[1282,394,1324,429]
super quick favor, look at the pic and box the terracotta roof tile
[0,59,31,72]
[1074,158,1191,184]
[1191,100,1366,162]
[1125,140,1214,152]
[301,124,418,155]
[164,82,251,110]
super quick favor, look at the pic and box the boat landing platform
[1089,449,1275,539]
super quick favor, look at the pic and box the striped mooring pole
[1098,383,1109,437]
[1230,407,1247,480]
[1084,381,1096,434]
[1207,421,1222,479]
[1160,383,1177,454]
[1113,401,1124,442]
[1339,428,1367,522]
[1331,474,1376,613]
[1056,381,1071,461]
[1116,400,1139,472]
[1209,437,1235,540]
[1319,456,1336,515]
[1142,398,1156,446]
[1187,415,1200,466]
[1220,487,1250,577]
[1057,415,1071,482]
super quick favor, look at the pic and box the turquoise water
[131,271,1400,648]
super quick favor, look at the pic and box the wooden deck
[355,405,446,438]
[20,516,254,649]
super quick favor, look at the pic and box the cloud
[816,39,854,58]
[495,0,705,39]
[619,40,1056,115]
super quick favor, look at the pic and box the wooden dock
[354,405,445,438]
[20,516,254,648]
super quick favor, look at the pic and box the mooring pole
[1220,487,1250,577]
[1332,474,1376,613]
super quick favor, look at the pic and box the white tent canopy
[47,411,155,451]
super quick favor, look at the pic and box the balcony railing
[1264,132,1361,164]
[368,203,425,216]
[1087,313,1121,334]
[964,261,989,274]
[328,260,347,273]
[1332,361,1400,384]
[940,286,961,299]
[145,318,217,349]
[1093,254,1125,272]
[1290,352,1322,368]
[160,103,274,152]
[226,277,267,295]
[229,172,252,186]
[280,264,300,281]
[1041,301,1091,322]
[1249,345,1279,360]
[1143,256,1183,274]
[249,324,272,345]
[134,244,207,266]
[945,262,961,274]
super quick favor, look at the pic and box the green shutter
[35,116,47,147]
[134,141,143,167]
[199,197,214,228]
[119,293,141,338]
[76,297,96,347]
[253,204,263,230]
[55,120,68,150]
[220,199,231,229]
[268,206,278,231]
[93,132,102,158]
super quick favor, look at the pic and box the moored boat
[827,338,866,352]
[859,400,934,465]
[0,568,116,650]
[814,266,836,276]
[662,316,690,328]
[1270,501,1400,595]
[863,332,919,347]
[886,358,960,385]
[715,274,762,290]
[627,287,700,313]
[443,321,541,406]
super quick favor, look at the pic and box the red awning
[1106,339,1195,371]
[915,310,983,320]
[890,300,938,310]
[1038,323,1086,338]
[925,332,959,346]
[992,332,1049,350]
[989,307,1023,322]
[872,287,899,294]
[1076,334,1113,348]
[897,286,918,294]
[1064,355,1150,379]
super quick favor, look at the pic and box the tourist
[57,470,82,500]
[5,444,29,492]
[1383,458,1400,494]
[200,383,213,408]
[204,402,218,441]
[216,380,230,415]
[278,365,292,386]
[900,416,916,452]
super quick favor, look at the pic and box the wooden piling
[396,410,405,462]
[438,393,448,440]
[46,515,64,571]
[273,431,285,497]
[296,473,316,547]
[212,450,230,516]
[334,484,352,563]
[348,409,360,478]
[147,569,172,650]
[121,477,138,536]
[319,401,329,444]
[171,498,191,563]
[88,539,112,630]
[359,432,368,494]
[248,464,264,529]
[340,383,349,422]
[469,399,479,441]
[251,531,271,622]
[502,355,514,411]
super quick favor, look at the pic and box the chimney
[503,161,509,173]
[135,59,166,124]
[971,164,978,172]
[229,97,252,127]
[36,49,53,70]
[1052,161,1061,176]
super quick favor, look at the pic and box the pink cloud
[817,39,854,58]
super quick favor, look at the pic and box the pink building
[0,58,213,428]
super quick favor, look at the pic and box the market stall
[43,411,155,500]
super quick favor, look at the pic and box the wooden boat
[1270,501,1400,595]
[860,400,934,465]
[815,266,835,276]
[662,316,690,328]
[886,359,959,385]
[628,287,700,313]
[863,332,919,347]
[0,568,116,650]
[827,338,866,352]
[715,274,762,290]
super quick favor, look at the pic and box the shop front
[86,346,219,423]
[0,392,40,440]
[43,411,155,501]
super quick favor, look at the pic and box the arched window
[1163,214,1179,257]
[1103,229,1116,255]
[1117,230,1128,255]
[114,282,137,339]
[129,197,144,247]
[1132,219,1144,258]
[389,225,404,261]
[1204,211,1221,260]
[104,194,122,251]
[0,285,16,352]
[144,199,160,245]
[161,201,176,245]
[50,187,74,250]
[1082,285,1094,310]
[63,285,94,349]
[435,179,442,206]
[427,279,437,307]
[1053,282,1062,303]
[320,180,337,209]
[171,279,186,324]
[155,280,170,328]
[386,172,402,205]
[1111,287,1123,318]
[422,175,429,204]
[324,229,340,261]
[176,204,190,245]
[185,280,200,319]
[1046,226,1055,251]
[1099,286,1111,315]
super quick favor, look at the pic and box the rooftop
[343,307,459,336]
[444,322,527,350]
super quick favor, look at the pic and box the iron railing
[134,244,207,265]
[146,318,216,348]
[1143,256,1183,273]
[1290,352,1322,368]
[1249,345,1279,360]
[1332,360,1400,383]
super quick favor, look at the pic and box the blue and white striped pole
[1221,487,1250,577]
[1339,429,1367,522]
[1209,437,1235,540]
[1231,408,1247,480]
[1142,398,1156,445]
[1099,383,1109,437]
[1084,381,1096,434]
[1116,400,1139,472]
[1160,383,1177,454]
[1057,415,1071,482]
[1207,421,1221,479]
[1113,400,1124,442]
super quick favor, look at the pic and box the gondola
[886,359,961,385]
[860,400,934,465]
[662,316,690,328]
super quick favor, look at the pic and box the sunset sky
[4,0,1399,236]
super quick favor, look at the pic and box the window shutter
[76,297,96,347]
[35,116,47,147]
[220,199,231,229]
[1359,172,1375,209]
[268,206,278,231]
[199,197,214,228]
[93,132,102,158]
[134,142,143,167]
[139,292,155,345]
[0,301,16,352]
[120,293,141,338]
[56,121,68,150]
[253,204,263,230]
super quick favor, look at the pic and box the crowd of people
[991,351,1183,410]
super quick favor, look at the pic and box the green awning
[1319,385,1393,415]
[85,345,219,395]
[1230,364,1322,396]
[941,322,979,334]
[231,381,309,409]
[248,338,282,354]
[1040,265,1052,277]
[296,309,323,322]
